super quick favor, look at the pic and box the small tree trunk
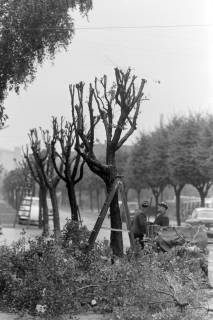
[174,185,183,226]
[66,181,78,221]
[153,192,159,216]
[15,188,19,211]
[38,188,43,229]
[49,188,60,239]
[40,186,49,236]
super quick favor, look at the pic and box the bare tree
[28,128,62,239]
[70,68,146,256]
[24,148,49,236]
[51,117,84,221]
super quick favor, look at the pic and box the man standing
[131,200,150,248]
[154,201,169,227]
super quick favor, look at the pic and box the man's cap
[159,201,168,210]
[141,200,149,208]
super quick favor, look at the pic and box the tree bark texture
[66,182,79,221]
[106,153,123,257]
[40,186,49,236]
[174,186,182,226]
[49,188,60,239]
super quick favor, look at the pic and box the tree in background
[130,131,168,211]
[0,0,92,102]
[146,128,169,210]
[28,128,62,238]
[127,138,149,205]
[167,116,186,225]
[2,161,31,210]
[24,150,49,235]
[171,114,213,207]
[70,68,146,256]
[190,114,213,206]
[51,117,84,221]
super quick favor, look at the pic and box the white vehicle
[185,207,213,229]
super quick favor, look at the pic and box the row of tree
[127,113,213,225]
[3,68,146,257]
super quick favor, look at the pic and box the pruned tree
[70,67,146,256]
[24,148,49,236]
[51,116,85,221]
[28,128,62,238]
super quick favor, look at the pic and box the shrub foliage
[0,221,210,319]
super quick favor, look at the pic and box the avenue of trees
[128,113,213,225]
[2,62,213,254]
[3,68,146,256]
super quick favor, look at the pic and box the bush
[0,224,210,319]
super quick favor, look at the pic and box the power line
[1,24,213,31]
[76,24,213,30]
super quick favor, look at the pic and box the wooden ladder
[86,177,135,253]
[13,182,33,228]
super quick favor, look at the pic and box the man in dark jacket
[154,201,169,227]
[131,200,149,248]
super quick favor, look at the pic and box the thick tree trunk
[49,188,60,239]
[153,193,159,216]
[40,186,49,236]
[106,152,123,257]
[66,181,78,221]
[15,188,19,211]
[199,191,205,207]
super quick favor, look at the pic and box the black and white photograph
[0,1,213,319]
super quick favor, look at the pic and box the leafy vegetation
[0,0,92,102]
[128,113,213,224]
[0,222,210,319]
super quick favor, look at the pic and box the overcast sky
[1,0,213,150]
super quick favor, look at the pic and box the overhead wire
[1,24,213,31]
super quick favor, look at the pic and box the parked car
[185,207,213,232]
